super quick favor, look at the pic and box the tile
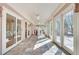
[5,35,66,55]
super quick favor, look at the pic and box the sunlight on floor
[43,45,66,55]
[64,36,73,51]
[43,45,58,55]
[33,38,52,50]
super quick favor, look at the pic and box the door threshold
[53,42,71,55]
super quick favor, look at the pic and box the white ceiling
[7,3,60,25]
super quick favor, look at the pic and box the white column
[0,6,2,55]
[73,4,79,55]
[21,20,25,40]
[73,12,79,55]
[2,6,6,54]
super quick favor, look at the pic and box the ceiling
[7,3,60,25]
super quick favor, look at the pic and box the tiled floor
[5,35,37,55]
[5,35,66,55]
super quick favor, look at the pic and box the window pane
[55,16,61,44]
[6,14,16,48]
[17,19,21,41]
[64,11,74,51]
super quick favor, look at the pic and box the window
[6,14,16,48]
[17,19,21,41]
[55,15,61,44]
[64,10,74,51]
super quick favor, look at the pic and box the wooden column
[75,3,79,13]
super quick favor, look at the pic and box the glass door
[63,10,74,52]
[17,19,21,41]
[6,14,16,48]
[55,16,61,45]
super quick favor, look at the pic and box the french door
[54,15,61,46]
[54,5,74,54]
[63,10,74,53]
[6,14,16,48]
[17,19,21,41]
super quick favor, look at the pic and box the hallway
[5,34,66,55]
[1,3,79,55]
